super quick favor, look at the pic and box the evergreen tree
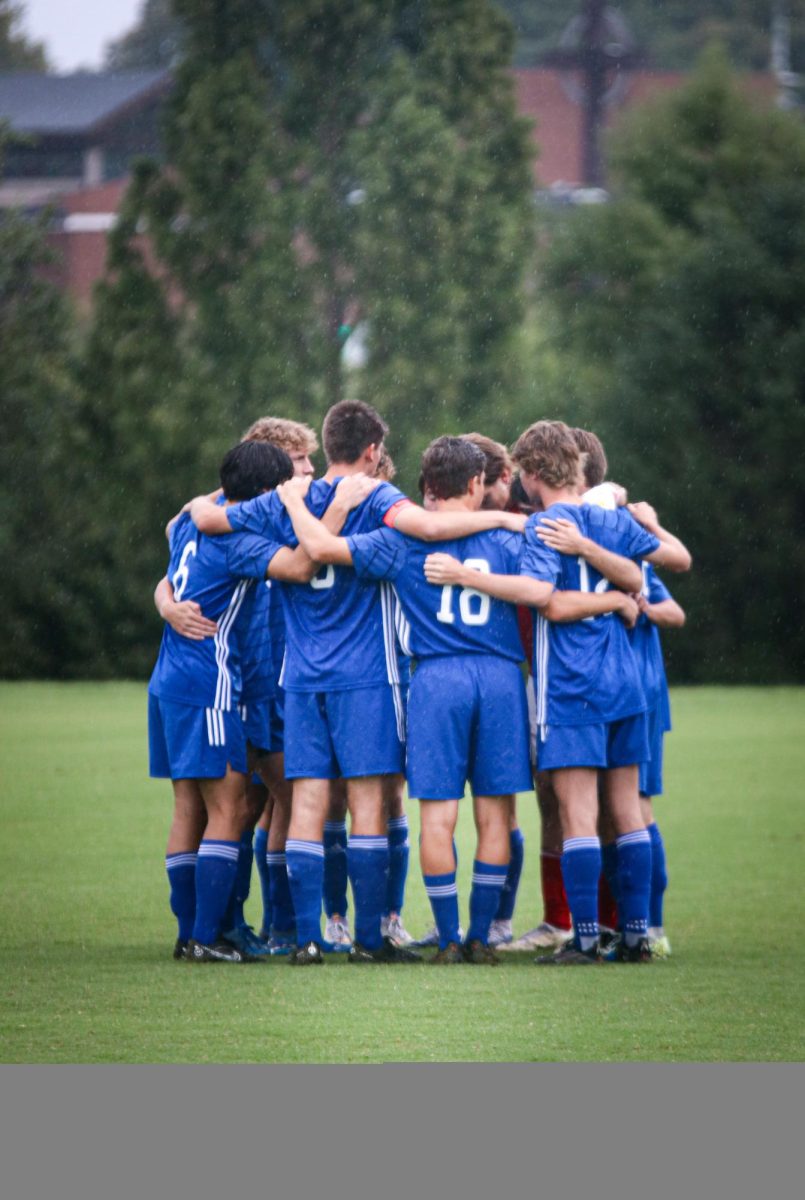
[537,50,805,682]
[0,1,48,71]
[104,0,182,71]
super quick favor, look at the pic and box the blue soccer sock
[285,840,324,945]
[348,835,389,951]
[192,840,239,946]
[616,829,652,947]
[600,840,621,927]
[423,871,460,949]
[468,860,509,944]
[646,822,668,929]
[253,827,272,935]
[166,851,197,942]
[561,837,602,951]
[495,828,525,922]
[385,815,410,917]
[323,819,348,918]
[222,830,254,932]
[267,850,296,935]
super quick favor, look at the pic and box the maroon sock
[541,851,571,930]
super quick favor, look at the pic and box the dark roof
[0,71,170,136]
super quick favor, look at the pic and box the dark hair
[572,428,608,488]
[509,474,536,513]
[322,399,388,465]
[461,432,512,488]
[420,436,486,501]
[219,440,293,501]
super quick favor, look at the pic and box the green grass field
[1,683,803,1062]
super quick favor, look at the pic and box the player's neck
[324,461,369,482]
[539,484,581,508]
[434,497,476,512]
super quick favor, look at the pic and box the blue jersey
[521,503,660,727]
[148,513,283,710]
[629,563,673,730]
[348,527,526,664]
[267,579,286,688]
[227,478,410,692]
[240,579,275,705]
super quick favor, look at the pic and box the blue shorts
[639,705,665,798]
[239,696,284,756]
[406,656,532,801]
[148,693,248,780]
[537,711,649,772]
[283,684,406,780]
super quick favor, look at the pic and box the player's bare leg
[419,799,463,962]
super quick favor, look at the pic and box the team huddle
[148,401,689,967]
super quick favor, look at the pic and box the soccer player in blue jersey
[631,555,686,956]
[279,436,642,963]
[425,420,691,964]
[190,401,527,964]
[150,440,325,963]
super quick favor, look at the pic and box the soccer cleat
[498,922,574,952]
[415,924,465,948]
[463,939,500,965]
[381,914,415,947]
[289,940,325,966]
[598,929,621,959]
[616,936,653,963]
[487,919,513,947]
[648,928,672,958]
[186,937,253,963]
[534,940,601,966]
[173,938,188,960]
[430,942,464,965]
[324,917,353,950]
[348,937,422,964]
[223,923,273,958]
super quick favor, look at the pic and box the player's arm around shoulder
[536,513,642,593]
[640,596,686,628]
[393,503,527,541]
[153,576,219,641]
[189,494,233,535]
[424,538,554,610]
[628,501,692,573]
[276,475,354,567]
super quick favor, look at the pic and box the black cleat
[173,938,188,960]
[289,940,325,966]
[463,939,500,965]
[348,936,422,964]
[430,941,464,965]
[535,940,601,966]
[615,936,653,963]
[186,937,254,963]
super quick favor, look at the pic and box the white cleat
[381,914,415,947]
[498,922,574,952]
[487,919,513,946]
[324,917,353,949]
[648,928,672,958]
[414,924,465,948]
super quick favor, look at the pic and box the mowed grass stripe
[1,683,803,1062]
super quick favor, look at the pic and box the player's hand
[614,593,640,629]
[636,593,650,616]
[536,517,585,555]
[163,600,218,641]
[628,501,659,531]
[423,552,464,586]
[610,483,628,507]
[334,472,379,510]
[499,511,527,532]
[277,475,312,507]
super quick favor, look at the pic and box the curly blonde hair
[511,421,580,489]
[242,416,318,456]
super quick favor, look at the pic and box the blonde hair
[511,421,580,489]
[376,446,397,482]
[242,416,318,456]
[461,432,513,487]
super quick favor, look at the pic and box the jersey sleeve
[361,481,414,528]
[518,518,561,585]
[226,491,290,543]
[347,527,406,581]
[645,565,672,604]
[226,532,287,580]
[620,510,661,560]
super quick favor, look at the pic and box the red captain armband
[383,498,415,528]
